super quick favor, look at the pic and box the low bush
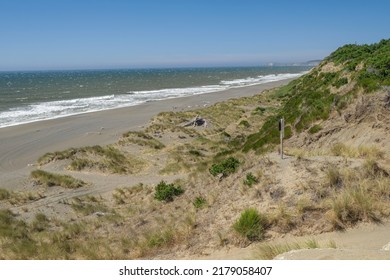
[209,157,240,177]
[154,181,184,202]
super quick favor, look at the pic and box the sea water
[0,66,310,128]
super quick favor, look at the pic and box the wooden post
[279,118,284,159]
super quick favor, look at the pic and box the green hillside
[243,39,390,152]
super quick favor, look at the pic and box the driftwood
[183,115,208,127]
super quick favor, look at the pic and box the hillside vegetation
[0,39,389,259]
[244,39,390,152]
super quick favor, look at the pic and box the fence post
[279,118,284,159]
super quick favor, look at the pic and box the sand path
[194,221,390,260]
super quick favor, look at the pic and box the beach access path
[0,79,294,190]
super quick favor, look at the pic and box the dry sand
[0,79,294,190]
[196,222,390,260]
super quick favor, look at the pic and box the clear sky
[0,0,389,71]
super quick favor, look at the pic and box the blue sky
[0,0,389,70]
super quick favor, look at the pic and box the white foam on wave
[128,85,227,98]
[0,71,306,128]
[220,72,305,87]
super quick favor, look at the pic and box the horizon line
[0,61,320,73]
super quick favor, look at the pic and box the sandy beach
[0,79,294,190]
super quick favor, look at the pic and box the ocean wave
[0,71,306,128]
[128,85,227,97]
[220,72,305,87]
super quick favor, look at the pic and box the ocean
[0,66,310,128]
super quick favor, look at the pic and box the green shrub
[233,208,267,241]
[209,157,240,177]
[193,196,207,209]
[243,172,258,187]
[154,181,184,202]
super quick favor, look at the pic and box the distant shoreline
[0,68,308,129]
[0,78,295,189]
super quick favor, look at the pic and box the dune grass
[38,145,145,174]
[0,188,11,200]
[120,131,165,149]
[324,160,389,229]
[31,170,86,189]
[233,208,268,241]
[254,238,336,260]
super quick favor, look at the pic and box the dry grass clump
[0,187,46,206]
[328,185,378,229]
[119,131,165,149]
[287,144,385,160]
[38,145,146,174]
[70,195,111,216]
[254,238,336,260]
[269,204,297,233]
[112,183,146,205]
[37,148,78,165]
[31,170,86,189]
[159,145,198,175]
[0,188,11,200]
[330,143,385,159]
[326,165,343,188]
[69,145,145,174]
[324,161,390,229]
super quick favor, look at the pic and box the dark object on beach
[184,115,208,127]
